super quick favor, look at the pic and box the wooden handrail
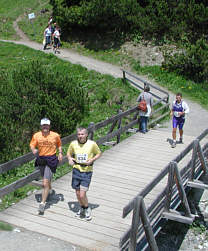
[120,128,208,250]
[0,70,169,175]
[122,69,169,97]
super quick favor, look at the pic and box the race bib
[174,111,180,117]
[76,154,88,163]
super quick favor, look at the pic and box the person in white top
[43,24,52,50]
[170,93,189,148]
[52,26,61,54]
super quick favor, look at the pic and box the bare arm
[67,152,76,166]
[58,146,63,162]
[85,153,102,166]
[30,146,38,156]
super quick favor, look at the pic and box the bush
[162,38,208,83]
[50,0,208,43]
[50,0,142,33]
[0,60,89,163]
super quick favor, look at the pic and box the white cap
[40,118,50,125]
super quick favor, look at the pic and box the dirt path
[5,18,208,138]
[0,17,208,251]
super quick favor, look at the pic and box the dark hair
[144,84,150,92]
[176,92,182,97]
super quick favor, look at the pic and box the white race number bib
[76,154,88,163]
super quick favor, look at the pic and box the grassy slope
[1,0,207,109]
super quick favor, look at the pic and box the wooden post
[190,139,199,181]
[166,94,169,104]
[122,70,126,83]
[173,161,192,217]
[132,110,139,121]
[117,110,122,144]
[108,119,118,134]
[140,198,159,251]
[164,162,175,212]
[197,143,208,175]
[88,122,95,140]
[129,196,142,251]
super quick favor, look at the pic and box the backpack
[138,95,147,112]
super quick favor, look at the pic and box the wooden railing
[122,69,169,104]
[0,72,169,198]
[120,128,208,251]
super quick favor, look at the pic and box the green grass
[6,0,207,110]
[0,0,49,40]
[2,0,208,110]
[0,221,13,231]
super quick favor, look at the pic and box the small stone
[198,244,203,249]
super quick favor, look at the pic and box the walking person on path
[170,93,190,148]
[30,118,63,214]
[136,84,153,133]
[43,24,52,50]
[52,25,61,54]
[67,127,101,221]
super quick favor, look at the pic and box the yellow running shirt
[67,140,101,172]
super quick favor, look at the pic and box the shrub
[162,38,208,83]
[50,0,208,43]
[0,60,89,163]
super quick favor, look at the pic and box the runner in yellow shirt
[67,127,101,220]
[30,118,63,214]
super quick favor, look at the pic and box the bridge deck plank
[0,129,195,250]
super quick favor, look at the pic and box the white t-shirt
[53,30,60,38]
[45,28,52,37]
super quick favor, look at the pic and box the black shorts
[53,37,60,47]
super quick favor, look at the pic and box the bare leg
[76,189,88,207]
[179,129,183,138]
[41,179,50,203]
[172,128,177,141]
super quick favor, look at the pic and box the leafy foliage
[162,39,208,83]
[50,0,208,42]
[0,59,89,163]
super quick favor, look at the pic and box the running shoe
[171,141,176,148]
[75,207,84,218]
[38,202,45,214]
[179,138,183,144]
[84,207,92,221]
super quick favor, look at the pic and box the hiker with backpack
[170,93,189,148]
[136,84,153,134]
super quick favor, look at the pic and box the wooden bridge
[1,129,208,250]
[0,72,208,250]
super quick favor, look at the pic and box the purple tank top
[173,101,184,118]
